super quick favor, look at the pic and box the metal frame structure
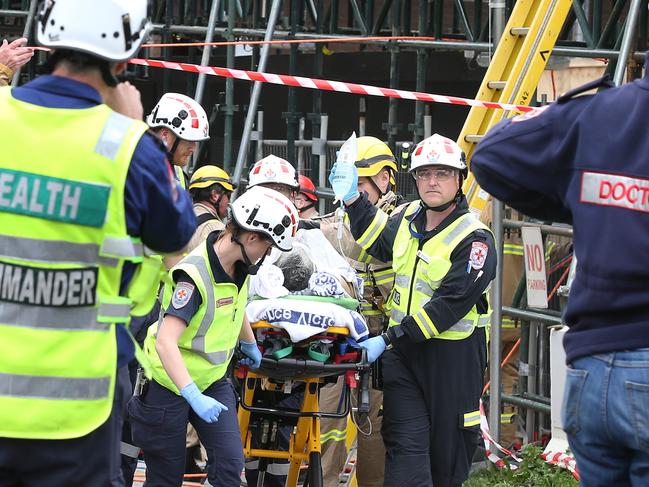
[2,0,648,450]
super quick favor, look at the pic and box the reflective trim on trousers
[245,460,290,475]
[0,372,111,400]
[357,210,388,250]
[463,410,480,428]
[94,111,136,160]
[502,317,518,328]
[504,243,524,256]
[120,441,141,458]
[320,428,347,444]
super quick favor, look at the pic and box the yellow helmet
[355,136,398,178]
[189,165,236,192]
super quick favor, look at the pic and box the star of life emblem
[469,241,488,270]
[172,282,195,309]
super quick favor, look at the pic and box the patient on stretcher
[246,229,369,358]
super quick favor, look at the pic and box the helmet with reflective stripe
[189,165,235,192]
[355,136,398,177]
[229,186,298,252]
[248,155,299,190]
[298,175,318,201]
[410,134,467,173]
[146,93,210,142]
[36,0,152,62]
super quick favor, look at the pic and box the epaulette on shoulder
[557,74,614,104]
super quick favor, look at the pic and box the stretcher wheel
[304,451,322,487]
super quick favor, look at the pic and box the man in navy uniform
[471,70,649,486]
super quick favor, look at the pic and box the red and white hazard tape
[541,450,580,480]
[479,399,522,469]
[129,58,537,113]
[480,400,580,480]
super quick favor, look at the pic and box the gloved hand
[359,335,387,364]
[180,382,228,423]
[239,339,262,369]
[328,162,359,203]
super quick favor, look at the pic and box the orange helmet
[298,175,318,202]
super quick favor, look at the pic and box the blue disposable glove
[329,162,359,203]
[359,335,387,364]
[180,382,228,423]
[239,339,262,369]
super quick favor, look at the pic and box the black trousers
[381,329,487,487]
[128,378,244,487]
[0,366,131,487]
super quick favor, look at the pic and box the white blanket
[246,298,369,343]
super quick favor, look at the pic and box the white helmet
[146,93,210,142]
[36,0,151,62]
[410,134,467,173]
[229,186,299,252]
[248,155,299,190]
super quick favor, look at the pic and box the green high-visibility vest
[0,87,149,439]
[386,201,492,340]
[144,239,249,393]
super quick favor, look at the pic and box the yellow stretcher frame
[238,321,370,487]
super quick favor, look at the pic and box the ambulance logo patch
[469,242,488,270]
[172,282,195,309]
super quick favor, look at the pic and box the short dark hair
[190,184,227,204]
[47,49,119,86]
[48,49,110,72]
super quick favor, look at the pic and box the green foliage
[463,445,579,487]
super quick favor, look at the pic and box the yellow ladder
[460,0,573,213]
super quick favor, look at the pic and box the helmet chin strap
[231,233,267,275]
[298,202,316,216]
[209,193,223,217]
[169,136,181,162]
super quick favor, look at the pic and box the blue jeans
[562,349,649,487]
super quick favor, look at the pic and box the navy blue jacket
[11,75,197,365]
[471,63,649,363]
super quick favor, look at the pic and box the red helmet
[298,175,318,202]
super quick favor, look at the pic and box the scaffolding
[2,0,649,452]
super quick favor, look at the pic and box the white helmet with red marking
[247,155,299,190]
[410,134,467,173]
[229,186,298,252]
[146,93,210,142]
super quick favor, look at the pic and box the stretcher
[237,319,371,487]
